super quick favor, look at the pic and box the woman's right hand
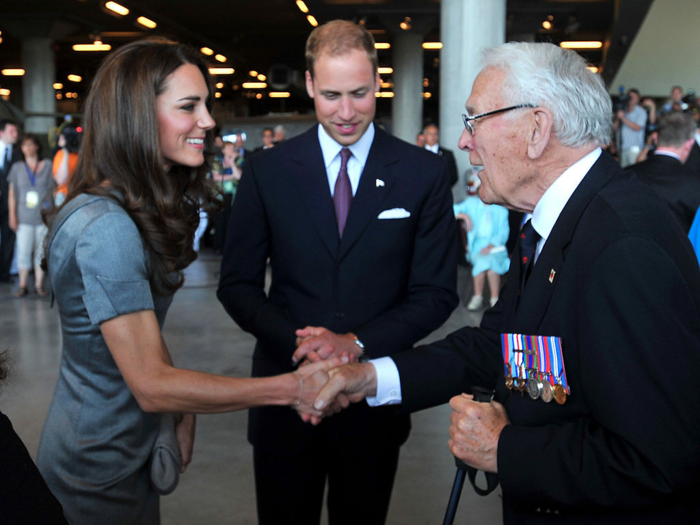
[292,356,349,423]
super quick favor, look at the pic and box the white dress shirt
[424,143,439,154]
[368,147,603,406]
[318,123,375,196]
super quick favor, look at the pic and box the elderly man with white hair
[311,42,700,523]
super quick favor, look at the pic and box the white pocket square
[378,208,411,219]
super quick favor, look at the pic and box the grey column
[22,37,56,134]
[440,0,506,201]
[391,32,424,143]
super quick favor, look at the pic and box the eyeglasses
[461,104,536,135]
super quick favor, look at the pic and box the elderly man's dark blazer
[685,140,700,175]
[217,124,458,455]
[627,152,700,232]
[393,151,700,523]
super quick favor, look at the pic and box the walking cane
[442,386,499,525]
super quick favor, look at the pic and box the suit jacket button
[334,312,345,318]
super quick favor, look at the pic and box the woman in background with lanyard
[7,133,55,297]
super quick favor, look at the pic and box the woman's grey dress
[37,193,173,525]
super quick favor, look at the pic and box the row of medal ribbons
[501,333,570,405]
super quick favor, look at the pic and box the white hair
[481,42,612,148]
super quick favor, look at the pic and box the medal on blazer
[501,333,570,403]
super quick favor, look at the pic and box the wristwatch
[350,334,368,362]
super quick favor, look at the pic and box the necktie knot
[340,147,351,167]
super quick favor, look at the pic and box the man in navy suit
[217,20,458,525]
[628,111,700,232]
[314,42,700,523]
[424,123,459,187]
[0,119,20,282]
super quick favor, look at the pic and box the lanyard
[24,162,37,187]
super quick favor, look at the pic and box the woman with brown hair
[38,39,341,524]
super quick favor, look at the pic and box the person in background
[0,119,21,283]
[212,141,242,254]
[628,111,700,233]
[52,125,81,206]
[423,123,459,187]
[37,39,343,525]
[454,168,510,310]
[7,134,55,297]
[614,88,647,167]
[415,131,426,147]
[273,124,286,144]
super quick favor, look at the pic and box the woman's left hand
[175,413,196,473]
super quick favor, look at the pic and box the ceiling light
[380,81,393,89]
[2,69,25,76]
[56,93,63,100]
[307,15,318,27]
[200,47,214,56]
[587,66,599,73]
[423,78,429,87]
[422,42,442,50]
[256,93,263,99]
[137,16,157,29]
[296,0,309,14]
[73,43,112,51]
[216,82,224,89]
[0,88,10,96]
[375,43,391,50]
[378,67,393,75]
[375,92,394,98]
[215,54,227,63]
[242,82,267,89]
[422,92,432,99]
[105,2,129,16]
[542,20,552,30]
[68,74,82,82]
[257,74,266,81]
[560,41,603,49]
[400,17,412,31]
[269,92,291,98]
[249,71,258,77]
[53,83,63,90]
[215,92,222,98]
[209,68,235,75]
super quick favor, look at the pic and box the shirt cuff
[366,357,402,406]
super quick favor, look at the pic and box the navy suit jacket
[394,152,700,523]
[218,125,459,454]
[627,152,700,232]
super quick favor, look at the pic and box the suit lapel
[290,128,340,257]
[338,128,398,259]
[513,152,620,332]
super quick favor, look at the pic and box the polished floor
[0,251,502,524]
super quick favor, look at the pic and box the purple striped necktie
[334,148,352,238]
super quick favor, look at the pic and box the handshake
[288,326,377,425]
[288,326,508,475]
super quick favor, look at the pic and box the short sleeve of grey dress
[37,193,174,525]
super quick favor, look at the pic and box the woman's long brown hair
[44,39,220,296]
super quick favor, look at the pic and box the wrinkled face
[262,129,274,147]
[0,123,18,145]
[274,128,285,142]
[458,68,534,209]
[306,48,379,146]
[424,125,439,146]
[156,63,215,169]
